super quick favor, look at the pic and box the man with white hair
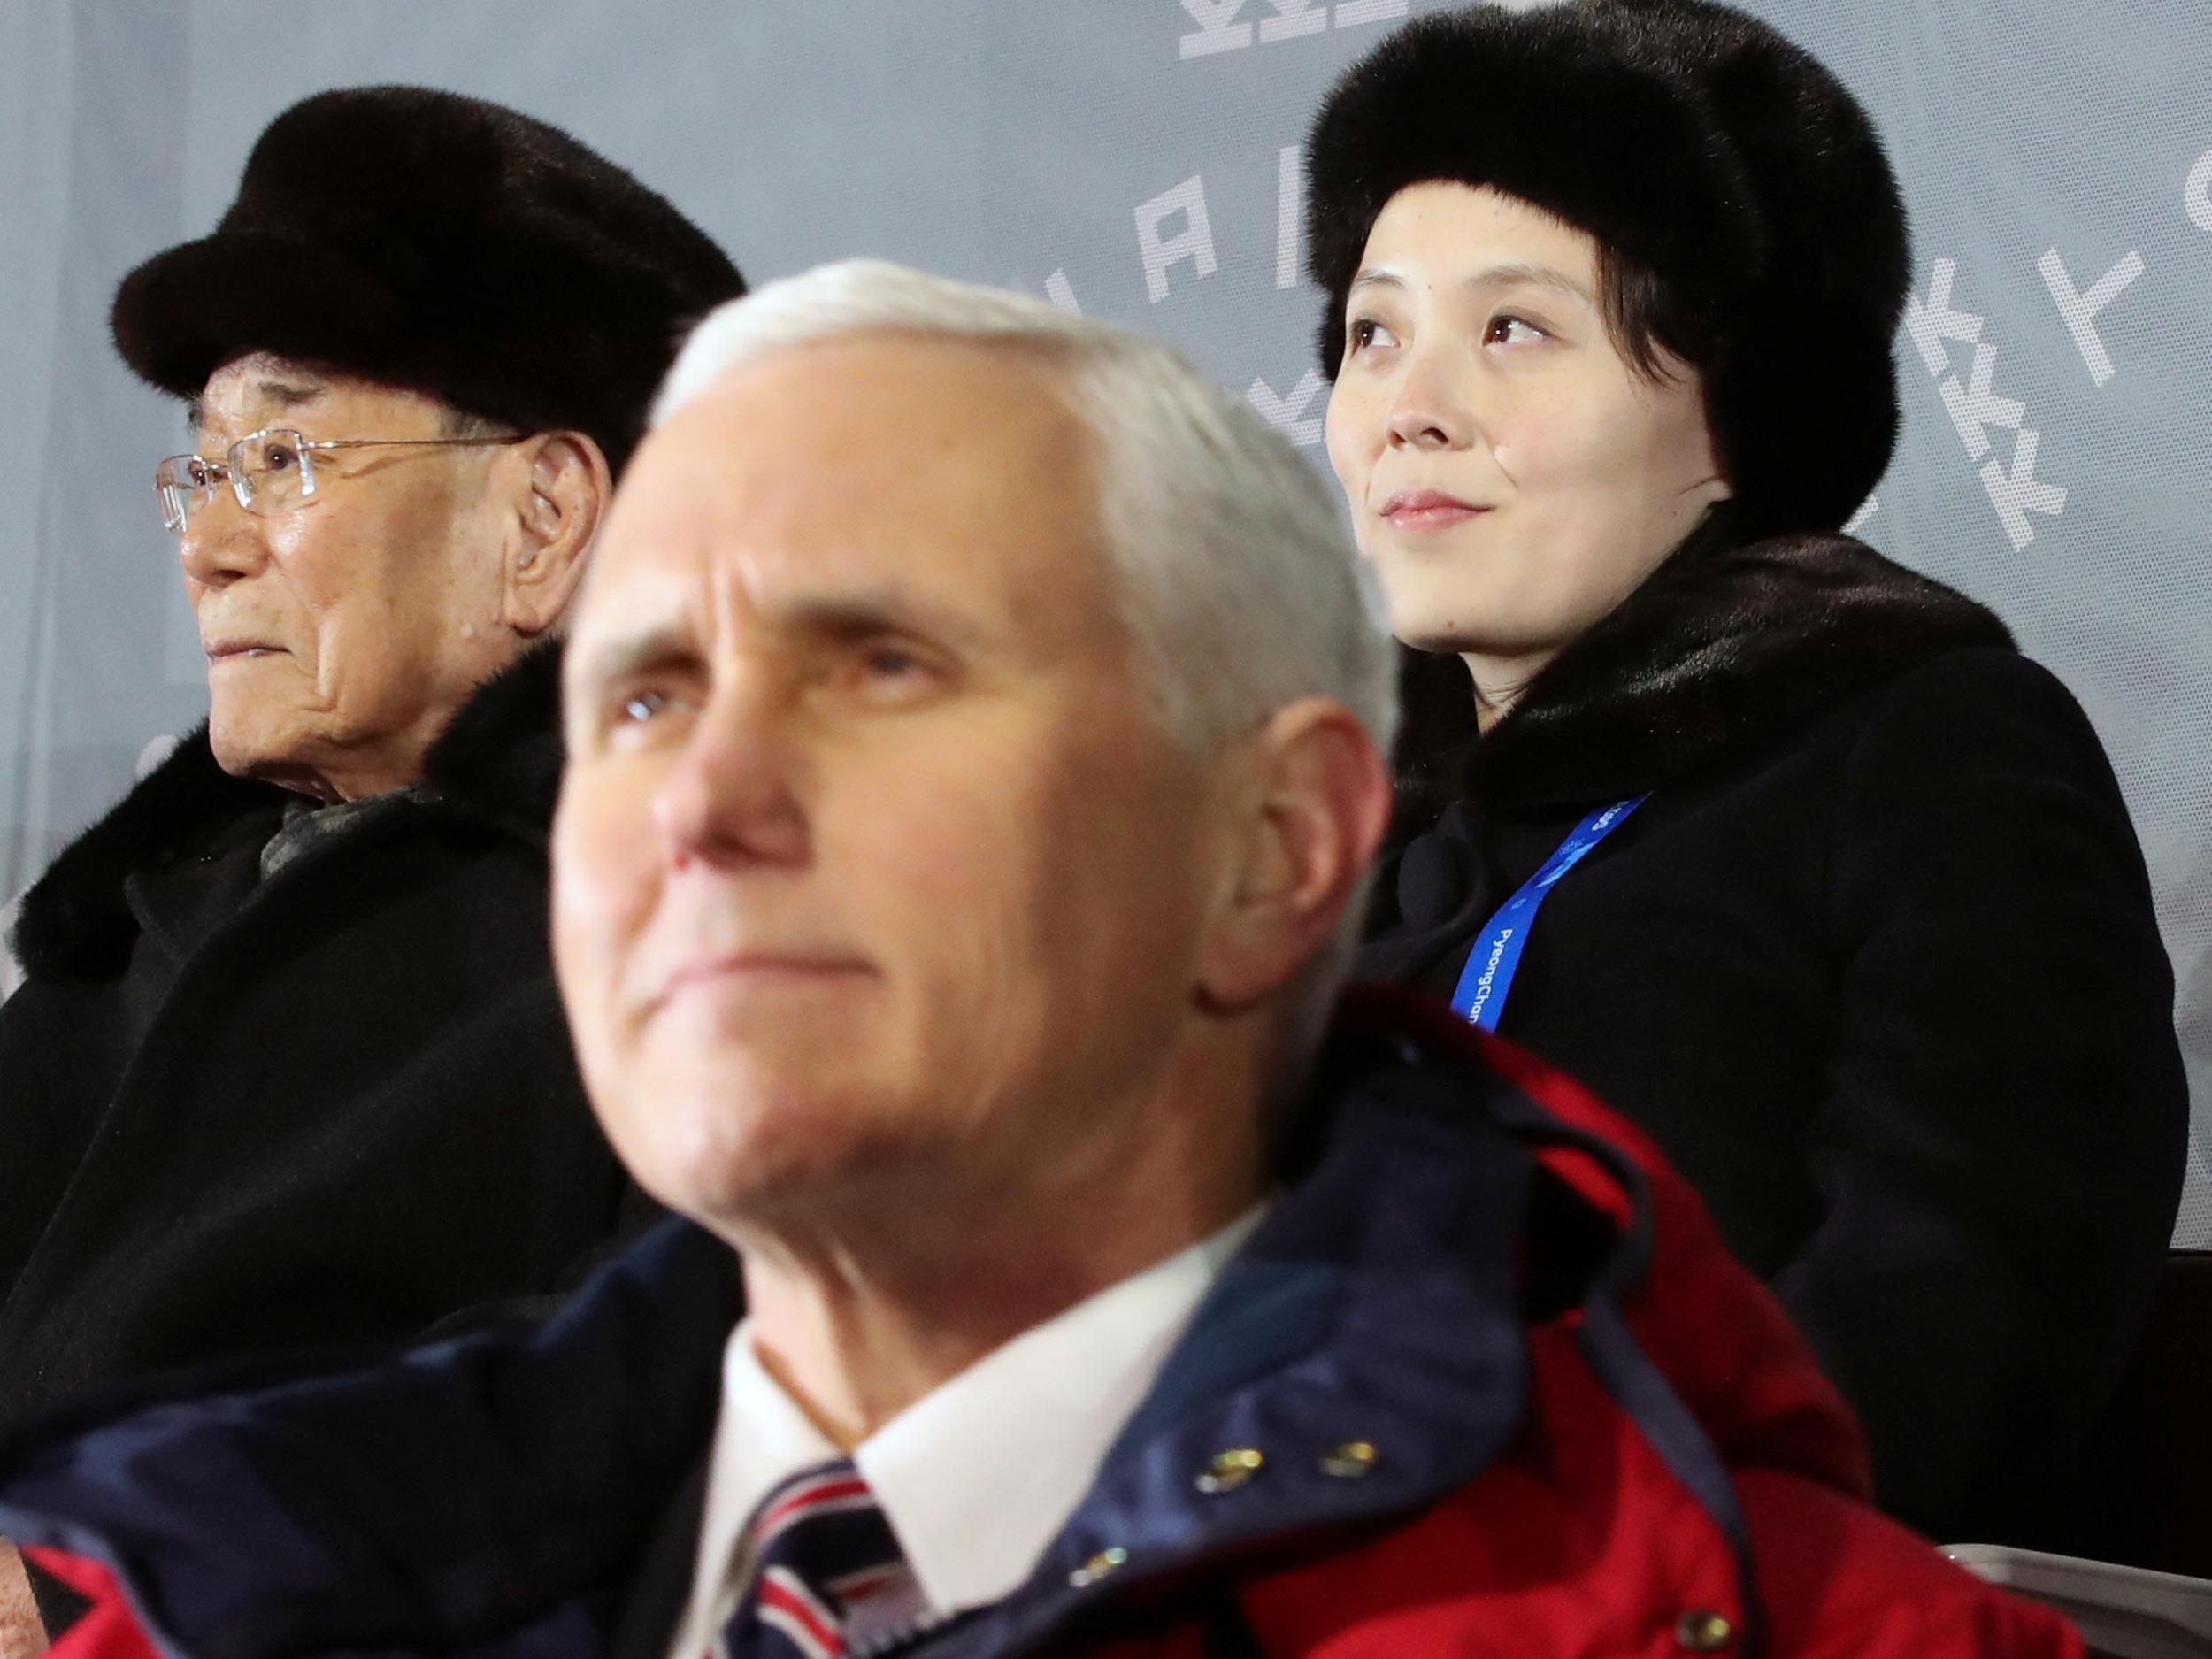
[0,264,2073,1659]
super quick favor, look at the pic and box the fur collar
[1394,531,2014,825]
[10,641,565,980]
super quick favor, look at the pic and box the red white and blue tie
[718,1460,919,1659]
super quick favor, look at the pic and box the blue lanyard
[1451,795,1647,1032]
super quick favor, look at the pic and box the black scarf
[10,642,565,980]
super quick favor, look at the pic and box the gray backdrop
[4,1,2208,1238]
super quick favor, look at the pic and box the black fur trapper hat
[1305,0,1909,537]
[111,86,745,477]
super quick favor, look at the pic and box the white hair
[653,259,1398,1055]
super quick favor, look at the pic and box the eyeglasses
[153,427,526,534]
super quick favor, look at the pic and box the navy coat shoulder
[1357,529,2188,1541]
[0,644,646,1417]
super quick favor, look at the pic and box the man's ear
[501,431,611,638]
[1195,697,1394,1015]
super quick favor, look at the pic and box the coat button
[1195,1448,1264,1493]
[1676,1609,1735,1652]
[1319,1441,1379,1478]
[1069,1547,1127,1587]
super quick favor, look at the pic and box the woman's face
[1325,182,1731,684]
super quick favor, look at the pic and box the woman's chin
[1391,629,1473,657]
[1389,618,1556,660]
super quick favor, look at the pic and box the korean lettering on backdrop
[1037,2,1413,451]
[1898,131,2208,554]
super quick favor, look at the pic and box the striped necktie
[718,1460,920,1659]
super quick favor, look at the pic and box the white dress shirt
[666,1204,1269,1659]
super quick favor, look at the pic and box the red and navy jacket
[0,991,2078,1659]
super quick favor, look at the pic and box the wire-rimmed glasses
[153,427,526,533]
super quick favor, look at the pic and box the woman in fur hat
[1311,0,2185,1541]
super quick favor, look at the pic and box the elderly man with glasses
[0,84,741,1449]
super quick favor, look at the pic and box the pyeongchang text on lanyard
[1452,795,1647,1033]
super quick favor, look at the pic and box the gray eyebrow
[254,378,328,414]
[184,379,327,442]
[566,588,989,696]
[776,589,986,655]
[566,625,696,699]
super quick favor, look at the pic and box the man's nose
[650,683,812,872]
[176,490,270,589]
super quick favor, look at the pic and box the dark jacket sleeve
[421,1180,667,1340]
[1773,648,2186,1538]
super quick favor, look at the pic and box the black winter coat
[0,646,642,1416]
[1356,531,2188,1543]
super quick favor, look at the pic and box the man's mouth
[648,950,875,1013]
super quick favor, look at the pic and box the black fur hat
[1305,0,1909,537]
[111,86,745,476]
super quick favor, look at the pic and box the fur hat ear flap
[110,87,746,478]
[1304,0,1909,538]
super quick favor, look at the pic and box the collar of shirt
[669,1202,1270,1657]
